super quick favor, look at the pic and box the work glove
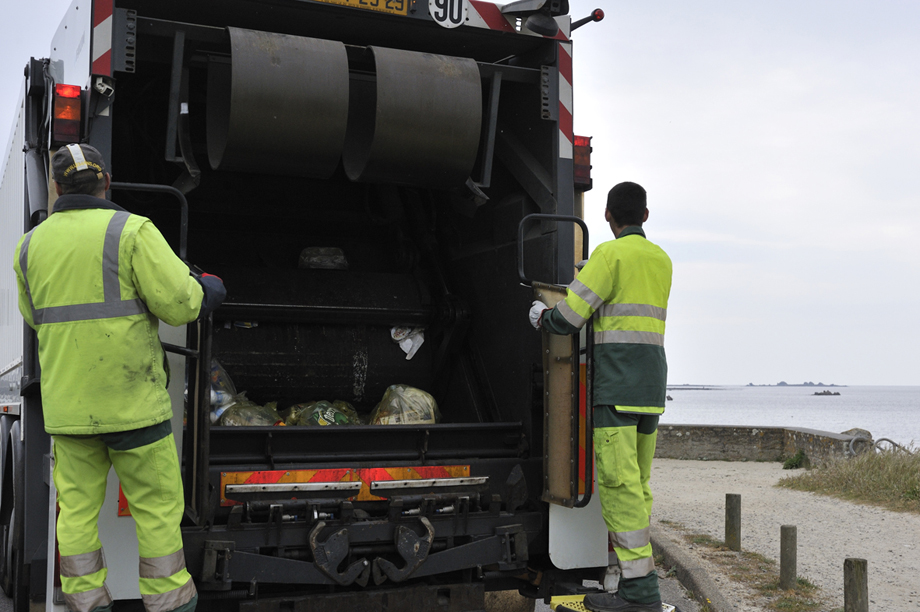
[602,565,621,592]
[529,300,549,329]
[193,271,227,319]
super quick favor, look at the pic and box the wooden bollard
[780,525,797,590]
[844,558,868,612]
[725,494,741,551]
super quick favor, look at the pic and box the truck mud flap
[239,583,485,612]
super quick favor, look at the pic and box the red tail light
[52,84,82,144]
[574,135,592,191]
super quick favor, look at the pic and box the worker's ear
[642,208,649,223]
[54,180,63,197]
[604,208,612,223]
[104,172,111,192]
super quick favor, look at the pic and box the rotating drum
[207,28,349,178]
[343,47,482,189]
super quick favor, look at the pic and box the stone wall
[656,424,867,467]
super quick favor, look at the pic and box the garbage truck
[0,1,609,610]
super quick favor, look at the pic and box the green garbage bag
[287,400,362,426]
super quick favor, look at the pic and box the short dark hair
[606,182,647,226]
[58,176,106,196]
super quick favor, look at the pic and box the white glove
[529,300,549,329]
[603,565,621,592]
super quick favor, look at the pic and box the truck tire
[484,590,536,612]
[6,423,27,612]
[0,414,13,596]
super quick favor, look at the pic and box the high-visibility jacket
[542,226,672,414]
[14,194,204,435]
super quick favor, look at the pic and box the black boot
[583,592,663,612]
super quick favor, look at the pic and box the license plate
[311,0,409,16]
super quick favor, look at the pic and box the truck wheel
[0,516,9,595]
[0,415,12,595]
[484,590,536,612]
[7,423,27,612]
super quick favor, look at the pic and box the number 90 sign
[429,0,468,28]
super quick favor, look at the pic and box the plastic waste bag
[287,400,362,426]
[369,385,439,425]
[219,393,283,426]
[209,359,238,423]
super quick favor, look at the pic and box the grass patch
[777,445,920,513]
[670,525,830,612]
[783,450,806,470]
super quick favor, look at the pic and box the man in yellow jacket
[530,182,672,612]
[13,144,225,612]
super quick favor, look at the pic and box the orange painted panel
[220,465,470,505]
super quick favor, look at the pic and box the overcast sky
[2,1,918,385]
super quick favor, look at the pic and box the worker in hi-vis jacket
[529,182,672,612]
[14,144,225,612]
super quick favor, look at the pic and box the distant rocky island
[813,390,841,396]
[747,381,845,387]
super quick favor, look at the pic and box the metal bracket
[309,522,370,587]
[199,540,235,591]
[112,9,137,74]
[495,524,529,571]
[372,516,435,584]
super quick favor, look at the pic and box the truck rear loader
[0,1,609,610]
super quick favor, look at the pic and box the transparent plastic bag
[219,393,283,426]
[369,385,439,425]
[210,359,237,408]
[287,400,361,426]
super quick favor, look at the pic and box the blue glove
[195,272,226,319]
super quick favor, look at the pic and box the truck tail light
[574,135,592,191]
[52,84,82,144]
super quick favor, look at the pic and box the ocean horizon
[660,385,920,448]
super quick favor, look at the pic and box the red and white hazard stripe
[557,41,574,159]
[91,0,114,76]
[466,0,571,41]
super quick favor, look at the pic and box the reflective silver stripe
[67,144,90,171]
[141,576,197,612]
[609,526,650,551]
[618,556,656,579]
[18,231,38,322]
[139,549,187,580]
[598,303,667,322]
[34,299,148,325]
[568,279,605,310]
[556,299,588,328]
[595,330,664,346]
[103,212,129,302]
[24,211,148,325]
[64,585,113,612]
[60,549,106,578]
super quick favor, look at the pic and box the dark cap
[51,144,105,185]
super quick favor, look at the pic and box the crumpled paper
[390,326,425,360]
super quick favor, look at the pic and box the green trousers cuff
[617,570,660,604]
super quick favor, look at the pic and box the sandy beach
[650,459,920,611]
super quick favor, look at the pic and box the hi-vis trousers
[594,411,661,604]
[52,425,197,612]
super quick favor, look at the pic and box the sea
[661,385,920,448]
